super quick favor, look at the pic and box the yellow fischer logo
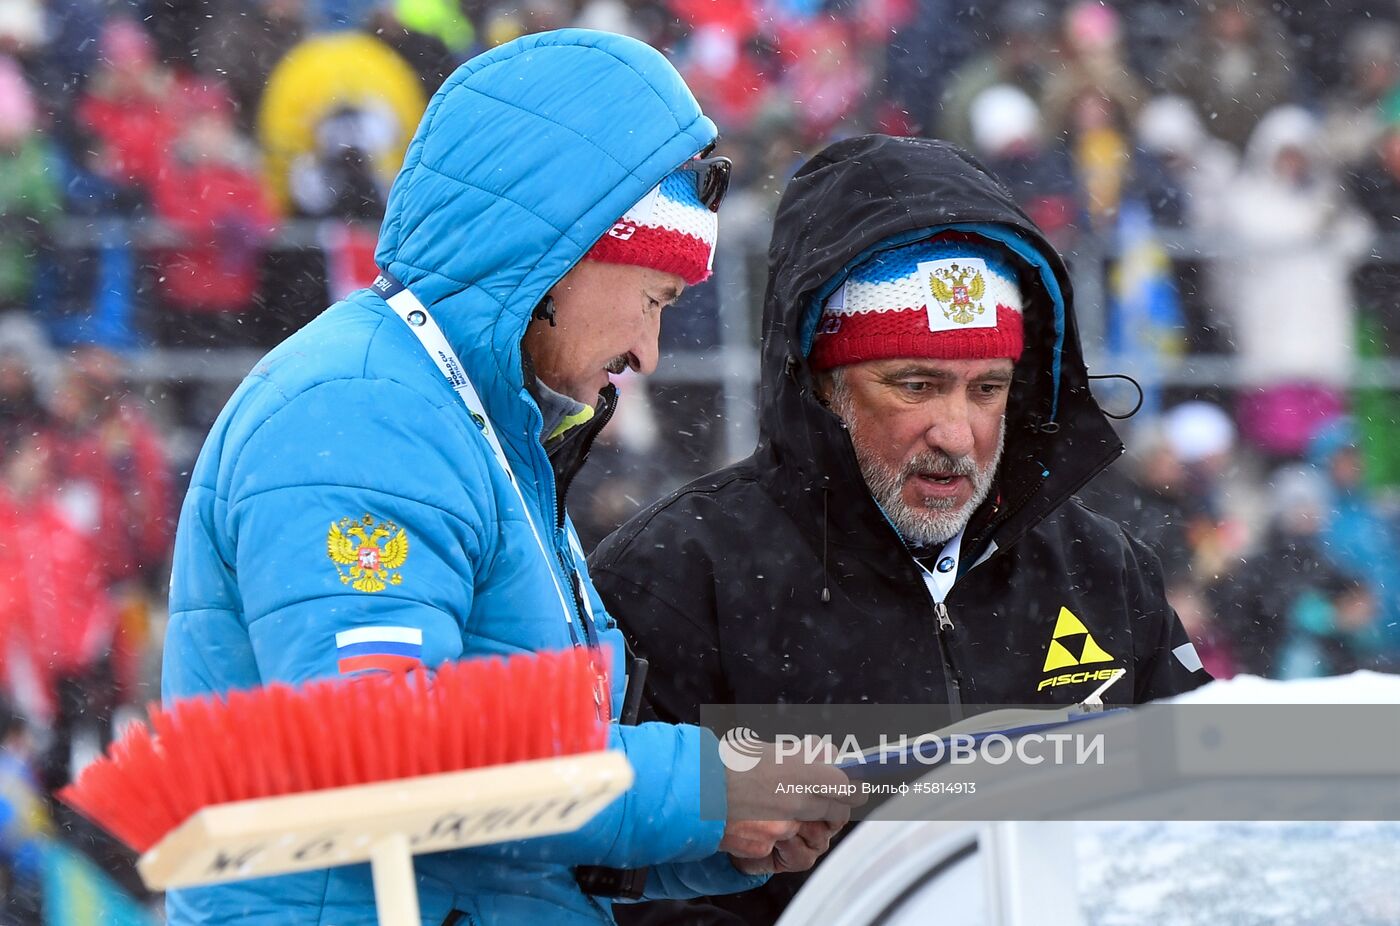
[327,514,409,593]
[1037,607,1118,691]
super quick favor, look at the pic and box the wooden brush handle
[138,751,633,891]
[370,833,420,926]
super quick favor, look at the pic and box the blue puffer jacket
[162,30,764,925]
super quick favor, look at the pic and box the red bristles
[59,649,609,853]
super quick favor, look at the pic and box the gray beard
[831,379,1005,547]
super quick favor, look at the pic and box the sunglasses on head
[677,149,731,213]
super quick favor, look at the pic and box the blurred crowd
[3,0,1400,916]
[1082,404,1400,683]
[0,321,170,921]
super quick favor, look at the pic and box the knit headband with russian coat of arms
[809,233,1025,372]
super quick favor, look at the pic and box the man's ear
[813,370,834,406]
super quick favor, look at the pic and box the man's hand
[731,819,842,875]
[719,819,802,860]
[719,739,862,873]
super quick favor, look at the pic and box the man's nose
[925,397,976,458]
[629,313,662,376]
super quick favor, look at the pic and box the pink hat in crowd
[0,55,35,142]
[100,17,156,71]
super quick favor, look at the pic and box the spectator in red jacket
[44,346,172,592]
[74,16,180,208]
[778,18,870,144]
[0,432,118,790]
[151,80,277,346]
[42,347,172,708]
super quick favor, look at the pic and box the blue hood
[374,29,716,426]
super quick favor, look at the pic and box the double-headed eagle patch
[327,514,409,593]
[928,262,987,326]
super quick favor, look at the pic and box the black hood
[754,134,1123,557]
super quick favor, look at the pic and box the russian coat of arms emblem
[327,513,409,593]
[928,262,988,326]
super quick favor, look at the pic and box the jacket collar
[521,353,595,447]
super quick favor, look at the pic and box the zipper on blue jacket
[539,389,616,648]
[513,378,590,644]
[558,543,595,649]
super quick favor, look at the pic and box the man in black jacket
[592,135,1210,924]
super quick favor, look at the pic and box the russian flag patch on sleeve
[336,626,424,675]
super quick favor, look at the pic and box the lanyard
[372,273,605,675]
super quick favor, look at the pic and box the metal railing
[45,217,1400,463]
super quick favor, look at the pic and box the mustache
[606,355,631,375]
[902,449,977,480]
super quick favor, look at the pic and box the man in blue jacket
[162,29,855,926]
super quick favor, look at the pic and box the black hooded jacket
[592,136,1209,922]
